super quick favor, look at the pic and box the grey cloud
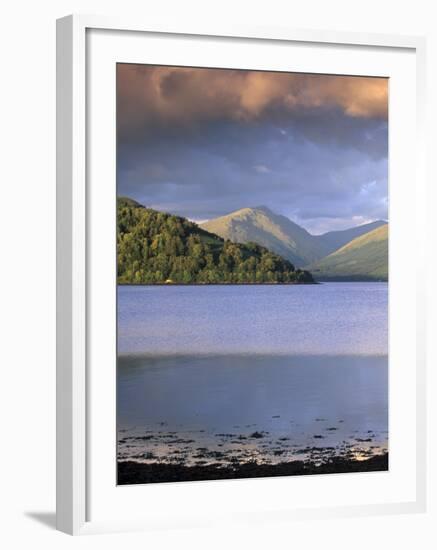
[118,119,387,233]
[117,66,388,234]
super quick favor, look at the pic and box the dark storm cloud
[117,65,388,234]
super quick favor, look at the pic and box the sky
[117,64,388,235]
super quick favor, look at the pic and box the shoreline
[117,281,318,286]
[117,280,388,286]
[117,453,388,485]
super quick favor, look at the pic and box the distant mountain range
[118,199,388,282]
[307,224,388,281]
[316,220,387,257]
[200,206,387,280]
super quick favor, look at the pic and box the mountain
[200,206,387,267]
[117,198,313,284]
[318,220,387,253]
[200,206,327,266]
[306,224,388,281]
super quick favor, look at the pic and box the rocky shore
[118,453,388,485]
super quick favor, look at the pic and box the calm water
[118,283,387,356]
[117,283,388,467]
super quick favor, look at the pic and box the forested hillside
[117,198,313,284]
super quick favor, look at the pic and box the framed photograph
[56,15,427,535]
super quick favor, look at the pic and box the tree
[116,198,314,285]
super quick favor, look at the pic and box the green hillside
[200,206,328,266]
[307,224,388,281]
[117,198,313,284]
[200,206,387,268]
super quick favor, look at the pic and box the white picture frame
[56,14,427,535]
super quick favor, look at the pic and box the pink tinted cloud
[117,64,388,136]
